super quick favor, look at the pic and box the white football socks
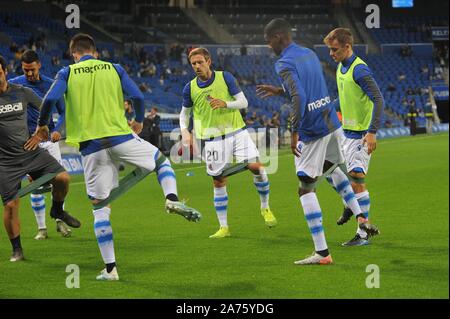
[31,194,46,230]
[253,168,270,209]
[214,186,228,227]
[300,192,328,252]
[93,207,115,264]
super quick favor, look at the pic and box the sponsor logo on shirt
[73,63,111,75]
[0,102,23,114]
[307,96,331,112]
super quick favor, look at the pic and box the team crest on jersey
[297,141,304,154]
[357,144,362,151]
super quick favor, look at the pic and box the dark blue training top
[182,71,242,108]
[275,43,341,142]
[9,74,64,135]
[38,55,145,156]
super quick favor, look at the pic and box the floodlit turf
[0,133,448,298]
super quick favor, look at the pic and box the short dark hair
[69,33,96,54]
[0,55,7,72]
[264,18,292,37]
[21,50,40,64]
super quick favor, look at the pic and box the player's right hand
[36,125,50,141]
[24,134,42,151]
[130,120,143,135]
[51,131,62,142]
[291,132,301,157]
[256,84,283,99]
[181,129,192,148]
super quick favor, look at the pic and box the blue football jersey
[275,43,341,142]
[9,74,64,134]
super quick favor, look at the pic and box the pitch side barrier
[56,124,448,176]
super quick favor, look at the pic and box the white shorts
[342,136,371,175]
[81,136,159,200]
[295,127,345,178]
[203,129,260,176]
[39,141,62,164]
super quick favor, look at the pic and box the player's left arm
[114,64,145,134]
[51,98,66,142]
[277,62,305,157]
[38,68,68,131]
[354,64,385,155]
[209,71,248,110]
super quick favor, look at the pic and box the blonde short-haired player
[179,47,277,239]
[324,28,383,246]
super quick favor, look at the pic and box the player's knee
[298,175,317,195]
[349,171,366,184]
[5,199,19,210]
[154,152,169,171]
[248,162,263,174]
[322,160,335,173]
[4,199,19,217]
[348,170,366,192]
[349,171,365,179]
[54,171,70,186]
[213,176,226,188]
[298,175,316,185]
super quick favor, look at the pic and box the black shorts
[0,149,65,205]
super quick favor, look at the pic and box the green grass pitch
[0,133,448,298]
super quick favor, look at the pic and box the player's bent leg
[348,171,379,237]
[154,152,201,222]
[248,162,277,228]
[295,176,332,265]
[325,165,364,226]
[50,171,81,228]
[4,199,24,262]
[339,170,379,246]
[41,141,72,237]
[112,138,201,222]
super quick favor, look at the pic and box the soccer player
[37,33,201,281]
[9,50,71,240]
[323,28,383,246]
[257,19,378,265]
[179,47,277,239]
[0,55,80,262]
